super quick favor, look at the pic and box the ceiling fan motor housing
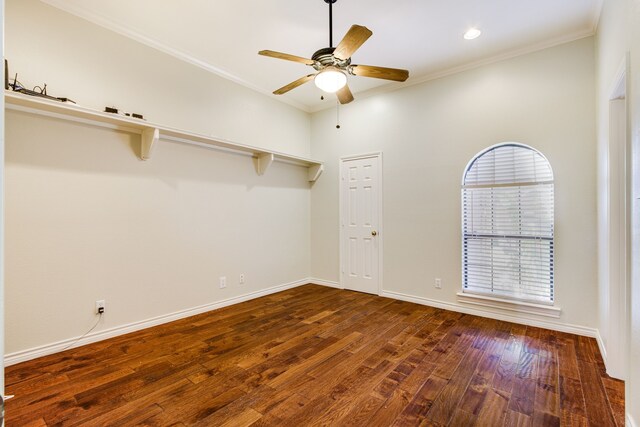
[311,47,351,71]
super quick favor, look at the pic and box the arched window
[462,143,554,304]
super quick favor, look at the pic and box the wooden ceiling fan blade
[273,74,316,95]
[336,84,354,104]
[333,25,372,60]
[350,64,409,82]
[259,50,315,65]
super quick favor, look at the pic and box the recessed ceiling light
[464,28,482,40]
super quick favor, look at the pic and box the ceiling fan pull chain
[336,100,341,129]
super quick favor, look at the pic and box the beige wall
[5,0,310,157]
[310,37,598,330]
[5,111,311,356]
[596,0,640,424]
[4,0,312,357]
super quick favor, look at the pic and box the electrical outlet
[434,278,442,289]
[219,276,227,289]
[239,274,245,284]
[95,300,106,314]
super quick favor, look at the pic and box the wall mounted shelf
[5,91,323,182]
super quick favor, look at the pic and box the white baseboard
[380,289,599,338]
[595,328,607,364]
[456,292,561,318]
[309,278,343,289]
[629,413,637,427]
[308,278,600,338]
[4,278,604,366]
[5,278,309,366]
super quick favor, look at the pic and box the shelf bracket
[308,164,324,182]
[255,153,275,176]
[141,128,159,160]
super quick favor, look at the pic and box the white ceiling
[42,0,602,112]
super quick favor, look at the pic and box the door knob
[371,230,377,236]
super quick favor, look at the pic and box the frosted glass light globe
[314,67,347,93]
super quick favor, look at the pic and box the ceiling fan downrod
[325,0,337,48]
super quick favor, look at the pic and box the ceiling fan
[258,0,409,105]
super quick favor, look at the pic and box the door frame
[339,152,383,295]
[604,54,630,380]
[1,0,6,404]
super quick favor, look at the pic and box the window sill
[456,292,561,319]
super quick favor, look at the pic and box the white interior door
[340,153,381,294]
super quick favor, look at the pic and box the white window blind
[462,144,554,304]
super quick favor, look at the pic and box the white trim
[41,0,596,115]
[5,278,605,369]
[340,152,383,162]
[601,53,631,381]
[5,92,321,167]
[40,0,310,113]
[309,278,343,289]
[591,0,604,34]
[609,56,628,100]
[628,413,638,427]
[309,31,595,113]
[381,290,598,338]
[378,153,384,297]
[456,292,561,319]
[4,278,308,366]
[595,329,607,365]
[0,0,5,395]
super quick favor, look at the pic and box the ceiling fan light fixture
[259,0,408,104]
[464,27,482,40]
[314,67,347,93]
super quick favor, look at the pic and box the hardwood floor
[5,285,624,426]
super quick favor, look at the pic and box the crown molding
[591,0,605,34]
[40,0,312,113]
[309,29,596,113]
[41,0,599,115]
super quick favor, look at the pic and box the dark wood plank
[505,409,532,426]
[475,388,509,426]
[508,377,536,416]
[602,376,626,427]
[458,331,506,415]
[392,375,449,426]
[368,357,437,426]
[577,359,617,426]
[493,325,525,394]
[336,393,386,426]
[559,376,587,417]
[424,348,484,424]
[4,284,622,426]
[448,407,477,426]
